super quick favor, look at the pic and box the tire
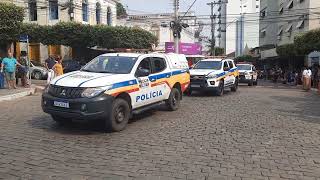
[166,88,181,111]
[105,98,130,132]
[33,71,42,80]
[253,79,258,86]
[51,115,72,125]
[215,80,224,96]
[231,78,238,92]
[248,77,253,86]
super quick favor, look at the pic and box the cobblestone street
[0,84,320,180]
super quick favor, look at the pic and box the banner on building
[165,42,202,55]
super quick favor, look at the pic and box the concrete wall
[259,0,278,47]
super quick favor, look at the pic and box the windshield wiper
[81,69,93,72]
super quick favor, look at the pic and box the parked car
[30,61,48,80]
[42,53,190,132]
[62,60,81,73]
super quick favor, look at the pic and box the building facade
[4,0,117,62]
[118,12,200,52]
[259,0,320,59]
[225,0,260,56]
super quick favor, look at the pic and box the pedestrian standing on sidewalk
[53,56,63,77]
[45,55,56,84]
[0,52,21,89]
[302,67,312,91]
[19,51,29,87]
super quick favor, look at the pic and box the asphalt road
[0,83,320,180]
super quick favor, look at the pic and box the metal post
[26,36,31,86]
[174,0,179,54]
[207,2,216,56]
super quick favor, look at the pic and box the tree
[116,2,127,18]
[276,44,296,57]
[234,55,255,62]
[0,3,24,47]
[294,29,320,55]
[20,22,157,50]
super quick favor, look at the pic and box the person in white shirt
[302,67,312,90]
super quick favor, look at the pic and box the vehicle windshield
[81,56,137,74]
[237,65,252,71]
[193,61,222,70]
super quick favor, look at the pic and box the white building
[259,0,320,60]
[4,0,117,62]
[118,12,199,52]
[224,0,260,56]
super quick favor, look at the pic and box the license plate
[54,101,70,108]
[191,84,201,88]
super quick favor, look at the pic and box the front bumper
[239,75,252,83]
[189,77,220,91]
[42,93,114,120]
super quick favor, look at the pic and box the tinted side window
[136,58,151,75]
[252,66,256,71]
[223,61,229,68]
[228,61,234,68]
[151,57,166,74]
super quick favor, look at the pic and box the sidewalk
[0,80,46,102]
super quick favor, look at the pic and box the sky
[121,0,210,17]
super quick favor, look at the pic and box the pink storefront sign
[165,42,202,55]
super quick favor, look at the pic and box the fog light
[81,104,87,112]
[210,81,215,85]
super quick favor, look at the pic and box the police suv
[237,63,258,86]
[188,58,239,96]
[42,53,190,132]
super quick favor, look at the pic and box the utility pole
[174,0,179,53]
[207,2,216,56]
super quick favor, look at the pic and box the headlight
[81,86,111,98]
[206,74,217,79]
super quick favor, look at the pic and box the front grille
[190,75,206,85]
[48,85,84,99]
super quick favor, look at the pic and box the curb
[0,85,45,102]
[0,88,36,102]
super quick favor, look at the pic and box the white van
[42,53,190,132]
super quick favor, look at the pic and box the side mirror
[136,68,150,77]
[223,67,230,71]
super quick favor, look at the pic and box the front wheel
[105,98,130,132]
[231,78,238,92]
[166,88,181,111]
[215,80,224,96]
[253,79,258,86]
[33,71,43,80]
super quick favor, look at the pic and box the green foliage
[276,44,296,57]
[0,3,24,44]
[234,55,255,62]
[294,29,320,55]
[21,22,157,49]
[116,2,127,18]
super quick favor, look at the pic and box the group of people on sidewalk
[0,52,64,90]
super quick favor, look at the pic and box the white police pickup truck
[188,58,239,96]
[42,53,190,132]
[237,63,258,86]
